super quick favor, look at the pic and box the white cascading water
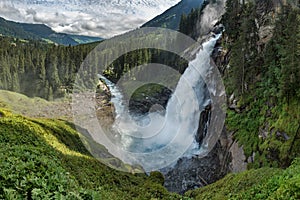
[99,34,221,171]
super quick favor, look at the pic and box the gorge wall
[163,0,297,193]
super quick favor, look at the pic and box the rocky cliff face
[96,0,289,194]
[194,0,227,42]
[212,0,290,170]
[162,0,231,194]
[163,0,291,193]
[128,87,172,115]
[163,128,231,194]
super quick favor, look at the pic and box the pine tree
[279,7,299,102]
[46,49,61,96]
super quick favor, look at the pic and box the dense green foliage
[0,108,184,199]
[221,0,300,168]
[0,36,97,100]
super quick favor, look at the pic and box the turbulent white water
[98,75,125,119]
[98,34,221,171]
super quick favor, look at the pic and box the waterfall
[97,75,125,119]
[98,34,221,171]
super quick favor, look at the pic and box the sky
[0,0,180,38]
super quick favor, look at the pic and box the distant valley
[0,17,103,46]
[0,0,204,45]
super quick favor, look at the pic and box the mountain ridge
[142,0,204,30]
[0,16,103,46]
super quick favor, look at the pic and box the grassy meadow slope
[0,90,72,119]
[0,99,183,199]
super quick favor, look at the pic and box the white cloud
[0,0,180,38]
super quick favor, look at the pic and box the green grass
[0,108,181,199]
[0,90,71,119]
[0,90,50,109]
[185,159,300,200]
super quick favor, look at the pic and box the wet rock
[276,131,290,141]
[247,152,256,164]
[212,24,225,35]
[259,123,270,139]
[163,140,230,194]
[128,87,172,115]
[196,104,211,146]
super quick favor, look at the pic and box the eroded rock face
[255,0,278,52]
[163,129,231,194]
[128,87,172,115]
[194,0,227,42]
[228,134,248,173]
[196,104,211,146]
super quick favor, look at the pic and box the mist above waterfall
[72,24,226,173]
[97,34,222,171]
[194,0,226,41]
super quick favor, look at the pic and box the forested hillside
[0,36,96,100]
[221,0,300,168]
[0,30,190,115]
[142,0,203,30]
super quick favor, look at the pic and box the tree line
[179,1,209,40]
[0,31,188,101]
[0,37,95,100]
[222,0,300,104]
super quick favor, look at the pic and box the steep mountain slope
[0,17,39,40]
[177,0,300,171]
[142,0,204,30]
[0,17,103,45]
[0,107,179,199]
